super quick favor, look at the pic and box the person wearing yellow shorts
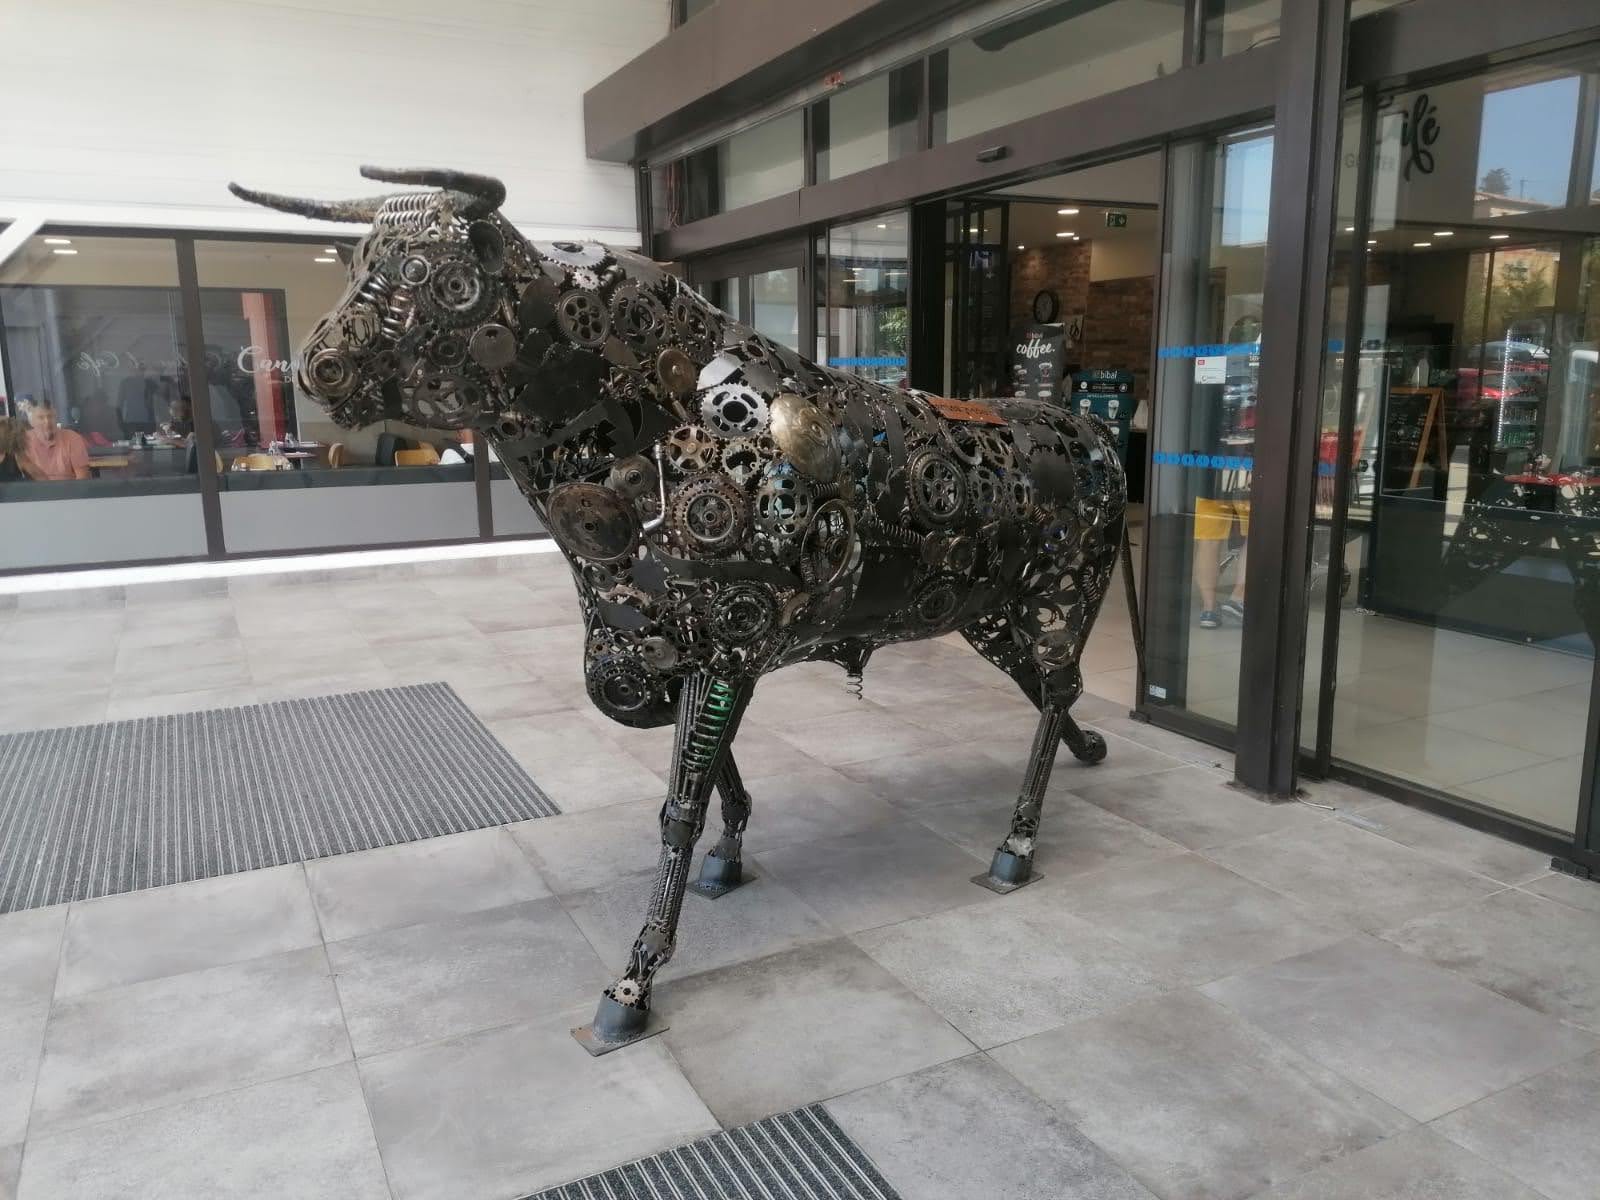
[1193,495,1248,628]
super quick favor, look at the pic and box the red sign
[926,396,1007,426]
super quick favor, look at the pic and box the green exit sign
[1105,210,1128,229]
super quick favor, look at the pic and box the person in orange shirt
[24,398,91,481]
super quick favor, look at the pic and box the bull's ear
[468,221,505,272]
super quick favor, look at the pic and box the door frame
[685,236,815,356]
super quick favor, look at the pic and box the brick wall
[1081,276,1155,409]
[1009,243,1091,333]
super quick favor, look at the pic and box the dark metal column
[1233,0,1352,796]
[174,236,226,558]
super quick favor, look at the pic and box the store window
[1200,0,1282,59]
[649,111,805,228]
[0,234,207,569]
[930,0,1184,146]
[1143,126,1275,733]
[817,213,910,387]
[814,66,922,184]
[193,239,478,554]
[1310,46,1600,834]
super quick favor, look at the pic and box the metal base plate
[971,869,1043,895]
[689,871,756,900]
[572,1019,669,1057]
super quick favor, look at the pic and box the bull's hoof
[573,993,665,1056]
[1068,729,1108,764]
[973,849,1041,894]
[689,852,752,899]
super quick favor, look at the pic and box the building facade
[584,0,1600,875]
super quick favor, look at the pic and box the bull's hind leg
[976,699,1071,893]
[575,673,750,1054]
[690,753,755,899]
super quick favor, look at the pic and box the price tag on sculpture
[925,396,1008,425]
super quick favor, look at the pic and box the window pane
[933,0,1184,145]
[650,111,804,228]
[0,234,206,569]
[1202,0,1282,60]
[1143,127,1275,731]
[820,213,910,387]
[815,65,920,183]
[1313,47,1600,835]
[193,239,478,555]
[750,267,800,352]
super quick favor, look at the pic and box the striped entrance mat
[525,1105,900,1200]
[0,682,557,913]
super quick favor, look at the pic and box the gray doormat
[525,1105,900,1200]
[0,682,557,913]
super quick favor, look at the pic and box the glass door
[688,239,809,354]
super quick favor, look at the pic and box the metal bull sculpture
[231,167,1128,1053]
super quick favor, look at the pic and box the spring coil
[861,516,921,550]
[381,285,415,341]
[845,669,864,701]
[811,481,843,502]
[375,193,435,228]
[682,678,736,773]
[358,270,394,307]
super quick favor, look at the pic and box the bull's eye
[400,256,431,285]
[343,305,382,346]
[307,348,358,399]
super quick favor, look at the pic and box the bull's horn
[227,182,385,223]
[358,165,506,218]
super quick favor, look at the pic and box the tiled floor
[1,547,1597,1199]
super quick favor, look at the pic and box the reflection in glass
[1144,127,1274,732]
[650,112,805,228]
[932,0,1184,145]
[1311,48,1600,835]
[750,268,801,352]
[819,213,910,388]
[1201,0,1282,59]
[0,234,207,568]
[814,66,921,183]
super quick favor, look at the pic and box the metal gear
[547,482,639,563]
[755,465,815,541]
[906,447,968,528]
[607,455,657,502]
[585,656,654,719]
[414,252,497,328]
[665,425,719,473]
[968,463,1008,520]
[700,384,770,439]
[533,240,608,269]
[720,437,774,488]
[609,284,667,347]
[556,290,610,347]
[666,474,749,556]
[706,583,777,644]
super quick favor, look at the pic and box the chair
[374,432,405,467]
[394,446,441,467]
[235,452,287,472]
[326,442,347,468]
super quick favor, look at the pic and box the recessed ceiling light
[1367,239,1377,245]
[1016,244,1025,251]
[876,223,887,229]
[1412,241,1431,248]
[1057,208,1079,215]
[51,248,78,255]
[43,236,72,245]
[314,256,336,263]
[1056,231,1075,238]
[324,246,339,253]
[1489,233,1510,240]
[1344,226,1355,233]
[1432,230,1453,237]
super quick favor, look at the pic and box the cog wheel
[533,241,608,269]
[586,656,654,720]
[414,252,497,328]
[946,424,985,467]
[666,473,749,557]
[409,372,482,428]
[609,284,667,348]
[720,436,774,488]
[607,455,658,502]
[665,425,718,473]
[968,463,1009,520]
[707,583,777,644]
[700,384,770,439]
[910,575,963,628]
[906,447,968,528]
[556,290,610,348]
[547,482,639,563]
[755,465,815,541]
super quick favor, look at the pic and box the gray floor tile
[754,820,990,934]
[566,869,834,981]
[327,897,606,1058]
[0,1004,47,1146]
[1206,819,1502,932]
[736,766,905,855]
[980,725,1189,789]
[1347,800,1553,886]
[1519,870,1600,916]
[990,991,1411,1200]
[490,713,666,812]
[1040,853,1348,986]
[914,790,1188,881]
[1247,1125,1543,1199]
[57,865,321,997]
[1201,936,1596,1121]
[1093,715,1233,769]
[1380,887,1600,1033]
[360,1009,718,1200]
[836,741,1032,812]
[657,939,974,1126]
[768,707,950,767]
[1073,766,1319,851]
[507,798,664,894]
[828,1054,1155,1200]
[853,886,1173,1047]
[305,827,552,941]
[1432,1051,1600,1200]
[0,905,65,1008]
[16,1063,389,1200]
[31,945,349,1136]
[0,1143,16,1200]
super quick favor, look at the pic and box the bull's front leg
[574,672,752,1054]
[689,754,755,899]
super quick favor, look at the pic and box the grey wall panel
[0,493,208,570]
[490,478,544,537]
[219,483,480,554]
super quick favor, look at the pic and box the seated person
[24,399,91,481]
[0,417,37,482]
[439,428,476,464]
